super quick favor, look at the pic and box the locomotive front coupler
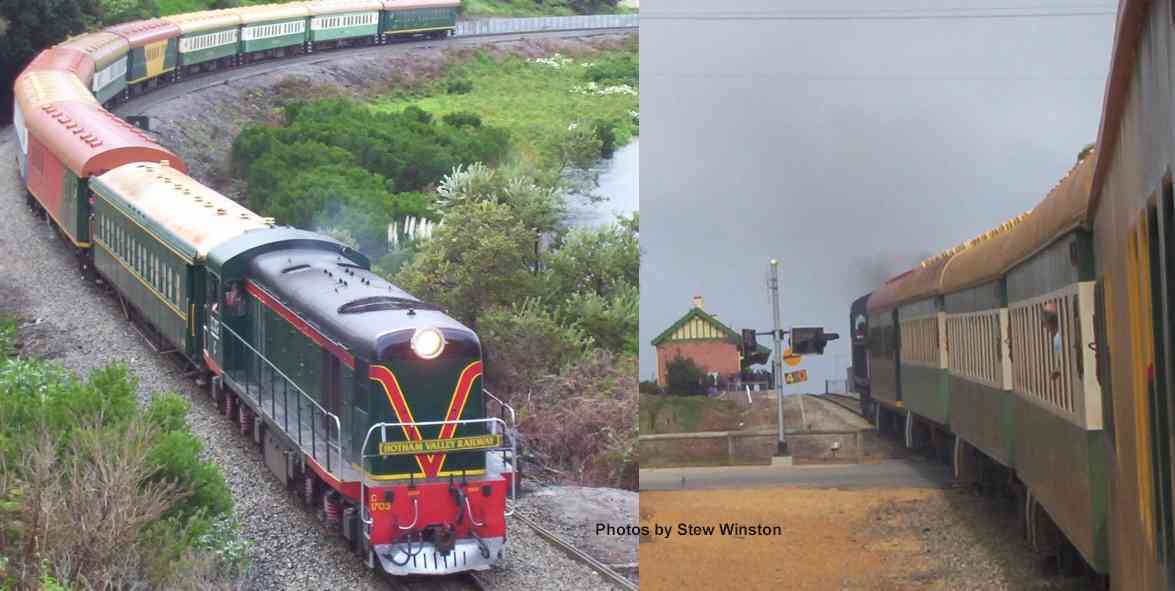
[422,523,458,555]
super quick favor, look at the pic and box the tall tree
[0,0,87,124]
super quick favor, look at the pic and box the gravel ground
[513,485,639,585]
[868,488,1099,591]
[791,394,873,431]
[0,29,639,591]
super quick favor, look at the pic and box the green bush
[146,393,192,435]
[545,216,639,302]
[443,111,482,128]
[666,354,706,396]
[592,119,618,158]
[446,79,473,95]
[98,0,160,25]
[477,300,592,393]
[232,99,511,256]
[584,53,638,86]
[639,380,660,395]
[148,430,232,520]
[0,315,17,361]
[560,285,637,355]
[402,105,433,124]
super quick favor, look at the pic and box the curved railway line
[814,393,865,418]
[513,511,639,591]
[3,15,637,591]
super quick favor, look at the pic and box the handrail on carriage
[356,416,518,527]
[214,321,344,476]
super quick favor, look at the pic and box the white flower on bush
[529,53,574,68]
[568,122,579,131]
[570,81,638,96]
[630,110,639,123]
[388,215,436,250]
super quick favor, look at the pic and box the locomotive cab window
[224,281,246,317]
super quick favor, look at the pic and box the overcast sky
[638,0,1116,388]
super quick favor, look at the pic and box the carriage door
[1129,192,1175,563]
[1157,180,1175,571]
[322,353,342,446]
[205,272,223,367]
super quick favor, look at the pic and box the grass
[640,394,742,434]
[0,314,17,361]
[372,46,638,173]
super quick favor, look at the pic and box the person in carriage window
[1043,302,1062,380]
[224,282,244,316]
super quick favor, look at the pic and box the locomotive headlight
[411,327,446,360]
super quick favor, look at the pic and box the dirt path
[640,486,1099,591]
[640,488,936,590]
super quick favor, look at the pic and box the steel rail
[382,572,487,591]
[814,393,866,417]
[512,511,638,591]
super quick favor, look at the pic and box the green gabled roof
[650,307,771,356]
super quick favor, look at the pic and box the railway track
[384,572,487,591]
[376,511,638,591]
[814,393,865,417]
[513,512,639,591]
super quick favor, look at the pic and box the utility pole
[769,259,785,451]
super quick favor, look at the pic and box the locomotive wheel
[303,471,318,508]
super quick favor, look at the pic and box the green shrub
[232,99,511,257]
[148,431,233,520]
[666,354,706,396]
[592,119,618,158]
[639,380,660,395]
[584,53,638,86]
[0,315,17,361]
[477,300,592,393]
[443,111,482,128]
[402,105,432,124]
[446,78,473,95]
[560,285,637,355]
[146,393,191,433]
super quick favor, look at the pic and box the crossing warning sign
[784,369,808,385]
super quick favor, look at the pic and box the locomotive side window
[224,281,246,318]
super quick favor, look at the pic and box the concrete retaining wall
[786,430,866,464]
[639,429,777,468]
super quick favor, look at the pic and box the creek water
[566,138,639,227]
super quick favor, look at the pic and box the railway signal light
[791,327,840,355]
[741,328,757,354]
[785,369,808,384]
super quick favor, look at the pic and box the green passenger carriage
[165,10,244,75]
[237,4,311,59]
[55,32,129,105]
[90,162,271,357]
[381,0,460,39]
[306,1,383,46]
[863,153,1109,574]
[105,19,181,92]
